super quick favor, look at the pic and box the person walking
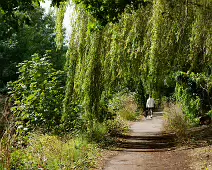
[146,95,155,119]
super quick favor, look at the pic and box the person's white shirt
[146,97,155,108]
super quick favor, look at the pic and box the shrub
[108,92,139,121]
[8,54,65,133]
[105,116,129,136]
[85,121,109,143]
[163,103,191,139]
[83,116,129,145]
[207,110,212,118]
[10,134,100,170]
[175,72,212,121]
[0,95,8,134]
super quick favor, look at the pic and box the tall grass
[0,115,128,169]
[163,103,191,139]
[10,134,100,170]
[84,117,129,146]
[109,92,140,121]
[0,95,15,169]
[0,95,8,134]
[0,93,131,169]
[105,116,129,137]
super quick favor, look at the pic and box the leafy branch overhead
[1,0,212,140]
[53,0,150,26]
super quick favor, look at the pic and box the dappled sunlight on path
[103,112,192,170]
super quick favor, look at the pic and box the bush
[84,116,129,142]
[10,134,100,170]
[207,110,212,118]
[163,103,192,139]
[108,92,139,121]
[0,95,8,134]
[175,72,212,120]
[1,117,128,169]
[8,54,65,133]
[85,121,109,143]
[105,116,129,136]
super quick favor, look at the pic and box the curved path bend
[103,112,192,170]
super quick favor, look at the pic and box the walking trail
[103,112,192,170]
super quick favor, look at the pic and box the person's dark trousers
[148,107,154,117]
[145,109,148,117]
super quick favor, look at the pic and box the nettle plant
[8,54,65,133]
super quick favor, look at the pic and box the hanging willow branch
[55,1,67,50]
[58,0,211,125]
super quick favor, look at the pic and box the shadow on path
[116,133,176,152]
[103,115,193,170]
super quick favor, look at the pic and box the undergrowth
[0,131,101,170]
[109,92,141,121]
[0,91,134,169]
[0,95,7,134]
[0,115,129,169]
[11,134,100,170]
[163,103,192,140]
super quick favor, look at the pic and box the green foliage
[84,116,129,144]
[62,5,151,122]
[0,95,10,135]
[11,134,100,170]
[85,121,108,143]
[175,71,212,120]
[0,6,66,91]
[55,1,67,50]
[105,116,129,136]
[108,92,139,121]
[175,83,201,120]
[0,0,38,13]
[8,54,65,133]
[163,103,191,139]
[207,110,212,118]
[0,0,39,36]
[62,8,91,126]
[72,0,150,26]
[60,0,211,126]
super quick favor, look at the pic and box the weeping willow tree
[54,0,212,126]
[145,0,191,98]
[143,0,212,98]
[189,0,212,74]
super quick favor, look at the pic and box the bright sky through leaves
[41,0,73,42]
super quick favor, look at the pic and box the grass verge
[11,134,100,170]
[0,116,129,169]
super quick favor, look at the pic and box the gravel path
[103,112,192,170]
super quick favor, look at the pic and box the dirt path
[103,112,192,170]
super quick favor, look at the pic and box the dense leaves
[0,0,40,35]
[0,6,66,92]
[0,0,39,12]
[175,72,212,120]
[72,0,150,26]
[61,0,212,124]
[8,55,65,133]
[2,0,212,134]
